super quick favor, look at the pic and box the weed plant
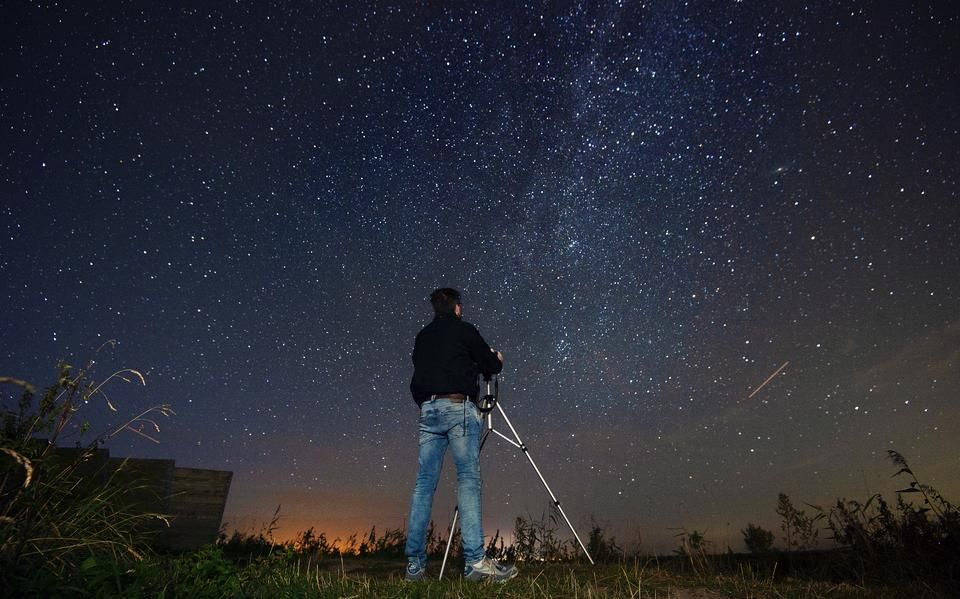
[814,450,959,590]
[0,347,174,593]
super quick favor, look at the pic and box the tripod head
[477,373,499,414]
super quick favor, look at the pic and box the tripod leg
[438,509,458,580]
[495,403,595,564]
[439,428,492,580]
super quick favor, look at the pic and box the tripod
[438,376,594,579]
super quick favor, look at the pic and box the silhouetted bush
[587,522,622,563]
[672,528,711,576]
[358,525,406,558]
[512,510,575,561]
[815,450,959,591]
[741,523,775,554]
[777,492,822,551]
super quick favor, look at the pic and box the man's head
[430,287,462,318]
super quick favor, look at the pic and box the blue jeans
[405,398,485,566]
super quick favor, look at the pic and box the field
[266,559,925,598]
[56,550,935,598]
[2,365,957,597]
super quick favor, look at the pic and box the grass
[6,547,945,598]
[157,553,931,598]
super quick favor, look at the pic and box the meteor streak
[747,361,790,399]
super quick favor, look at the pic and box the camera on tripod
[477,373,498,414]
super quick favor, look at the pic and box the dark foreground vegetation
[2,361,958,597]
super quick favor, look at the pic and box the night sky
[2,2,958,554]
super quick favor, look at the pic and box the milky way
[2,2,958,552]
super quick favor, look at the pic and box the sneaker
[404,561,426,582]
[463,557,518,582]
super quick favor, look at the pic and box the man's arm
[464,324,503,376]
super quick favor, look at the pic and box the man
[403,288,519,582]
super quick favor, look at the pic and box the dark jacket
[410,314,503,405]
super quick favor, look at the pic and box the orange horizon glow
[220,513,523,554]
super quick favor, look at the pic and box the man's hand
[492,348,503,363]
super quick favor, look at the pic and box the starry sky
[2,2,958,554]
